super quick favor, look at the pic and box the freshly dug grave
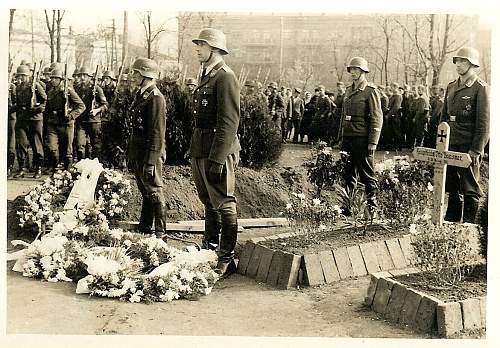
[393,264,487,302]
[121,164,311,222]
[259,223,410,255]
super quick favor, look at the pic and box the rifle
[91,65,101,114]
[30,62,38,109]
[63,62,69,119]
[111,64,124,107]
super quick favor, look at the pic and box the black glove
[206,161,225,185]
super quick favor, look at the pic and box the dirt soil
[260,223,409,255]
[394,264,487,302]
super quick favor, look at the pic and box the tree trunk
[147,12,152,59]
[122,11,129,66]
[44,10,56,63]
[56,10,63,63]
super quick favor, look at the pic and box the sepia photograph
[2,0,497,346]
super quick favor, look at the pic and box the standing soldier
[310,85,333,143]
[385,82,403,151]
[339,57,383,217]
[290,87,304,143]
[441,47,489,223]
[12,65,47,178]
[128,57,167,237]
[267,81,285,130]
[413,85,430,148]
[191,28,241,278]
[101,70,117,105]
[74,66,108,160]
[185,78,198,94]
[7,70,17,178]
[45,68,85,171]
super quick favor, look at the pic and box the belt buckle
[345,115,352,121]
[450,115,456,122]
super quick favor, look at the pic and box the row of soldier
[7,61,135,178]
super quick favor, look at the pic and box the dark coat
[74,82,108,123]
[14,82,47,121]
[190,60,241,164]
[45,83,85,125]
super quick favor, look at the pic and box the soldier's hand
[90,108,100,116]
[143,164,155,180]
[468,150,481,167]
[206,161,225,185]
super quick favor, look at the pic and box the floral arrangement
[17,167,131,234]
[11,166,219,304]
[283,192,342,234]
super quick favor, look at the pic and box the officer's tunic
[441,74,489,201]
[128,83,167,202]
[340,79,383,206]
[13,81,47,169]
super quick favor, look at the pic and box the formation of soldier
[6,33,489,277]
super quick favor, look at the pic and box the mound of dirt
[121,164,312,222]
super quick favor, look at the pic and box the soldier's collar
[460,74,478,88]
[139,81,155,96]
[350,79,368,91]
[202,57,224,77]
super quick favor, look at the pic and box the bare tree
[9,10,15,41]
[56,10,65,62]
[44,10,56,62]
[177,12,192,64]
[138,11,166,59]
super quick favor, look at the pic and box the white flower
[129,293,142,303]
[319,224,326,231]
[312,198,321,206]
[297,193,306,200]
[163,289,179,302]
[409,223,418,235]
[85,256,122,276]
[286,203,292,210]
[427,182,434,192]
[157,278,166,287]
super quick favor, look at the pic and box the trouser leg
[61,124,75,170]
[88,122,102,160]
[15,120,29,170]
[75,123,86,160]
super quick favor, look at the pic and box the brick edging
[237,232,417,289]
[365,269,486,337]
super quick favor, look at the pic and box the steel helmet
[102,70,115,79]
[79,66,93,77]
[50,68,64,79]
[50,62,63,71]
[43,66,52,74]
[192,28,229,55]
[132,57,160,79]
[268,81,278,89]
[185,77,198,86]
[453,47,480,67]
[245,80,257,88]
[16,65,31,76]
[72,67,80,76]
[347,57,369,73]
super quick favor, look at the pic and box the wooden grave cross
[412,122,472,226]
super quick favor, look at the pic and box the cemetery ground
[5,144,485,338]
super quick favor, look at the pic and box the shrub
[239,93,282,168]
[376,157,433,228]
[305,142,348,197]
[157,79,194,165]
[478,192,488,261]
[411,221,483,286]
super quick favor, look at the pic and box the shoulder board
[366,82,377,89]
[221,65,230,72]
[153,87,161,96]
[477,79,488,87]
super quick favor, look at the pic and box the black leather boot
[463,196,479,223]
[153,201,167,238]
[202,206,221,251]
[216,213,238,279]
[444,193,463,223]
[136,197,154,234]
[14,167,26,178]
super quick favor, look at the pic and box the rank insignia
[461,96,471,100]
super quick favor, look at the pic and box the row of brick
[237,233,416,288]
[365,270,486,337]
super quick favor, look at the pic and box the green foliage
[283,192,342,235]
[239,93,282,168]
[305,142,348,197]
[478,192,488,261]
[376,157,434,228]
[411,221,482,286]
[333,180,371,231]
[157,79,194,165]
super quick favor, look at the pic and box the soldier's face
[348,67,363,81]
[187,84,196,92]
[130,70,143,87]
[80,74,91,84]
[16,75,29,84]
[103,77,111,85]
[195,42,212,63]
[50,77,62,87]
[454,57,472,75]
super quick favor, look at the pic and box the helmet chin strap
[202,49,214,64]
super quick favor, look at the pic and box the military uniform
[310,94,333,142]
[74,81,108,160]
[332,91,345,144]
[290,94,304,143]
[424,94,444,148]
[340,79,383,208]
[128,82,167,234]
[13,80,47,174]
[385,92,403,150]
[7,83,17,176]
[441,74,489,222]
[190,59,241,262]
[413,95,430,147]
[45,81,85,170]
[267,90,285,129]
